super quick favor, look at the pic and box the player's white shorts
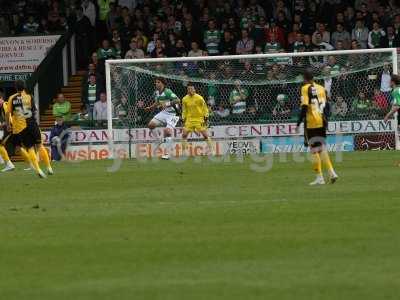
[151,111,180,129]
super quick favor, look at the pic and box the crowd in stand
[0,0,71,36]
[2,0,400,125]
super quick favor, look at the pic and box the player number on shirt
[15,107,33,119]
[310,98,326,114]
[169,116,180,127]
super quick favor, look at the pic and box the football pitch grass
[1,151,399,299]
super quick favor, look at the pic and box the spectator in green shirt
[204,20,222,56]
[352,91,372,118]
[207,72,219,107]
[265,32,282,53]
[327,56,341,76]
[229,81,249,115]
[53,93,71,121]
[97,39,116,60]
[114,41,122,59]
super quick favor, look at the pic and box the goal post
[105,60,114,158]
[106,48,399,159]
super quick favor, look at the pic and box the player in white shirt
[145,77,181,160]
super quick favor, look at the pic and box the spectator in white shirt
[147,33,159,55]
[93,92,108,121]
[188,42,205,57]
[331,23,351,49]
[125,39,145,59]
[352,19,369,49]
[236,29,254,55]
[332,95,348,119]
[23,16,39,33]
[313,32,334,50]
[312,23,331,45]
[82,0,96,27]
[380,63,392,99]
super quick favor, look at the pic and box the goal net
[106,48,398,159]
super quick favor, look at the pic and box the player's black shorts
[11,123,42,149]
[304,127,327,148]
[26,121,42,145]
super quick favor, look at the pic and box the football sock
[311,153,322,176]
[206,137,213,149]
[320,150,335,176]
[150,129,159,140]
[165,136,173,155]
[182,139,188,151]
[28,148,41,172]
[19,148,31,165]
[38,145,51,168]
[0,145,11,163]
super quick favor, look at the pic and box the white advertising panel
[0,35,60,75]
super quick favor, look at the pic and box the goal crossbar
[106,48,398,67]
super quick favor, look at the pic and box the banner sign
[354,133,396,151]
[0,35,60,74]
[61,140,260,161]
[64,145,129,161]
[224,140,260,155]
[210,120,394,139]
[41,120,395,145]
[0,73,31,81]
[261,135,355,153]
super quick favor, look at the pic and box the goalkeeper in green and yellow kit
[181,83,213,152]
